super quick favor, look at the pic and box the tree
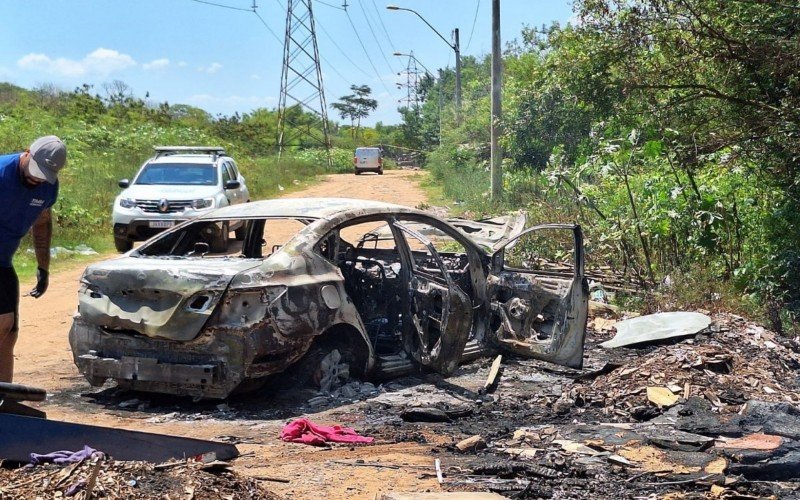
[331,85,378,140]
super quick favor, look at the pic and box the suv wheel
[210,221,229,253]
[234,223,246,241]
[114,236,133,253]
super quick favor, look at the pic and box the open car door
[394,222,473,376]
[487,224,588,369]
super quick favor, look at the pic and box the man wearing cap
[0,135,67,382]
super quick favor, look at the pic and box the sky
[0,0,574,126]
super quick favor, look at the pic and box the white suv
[112,146,250,252]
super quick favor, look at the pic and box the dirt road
[14,169,438,499]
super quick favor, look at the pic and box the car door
[393,221,473,376]
[228,161,249,203]
[220,162,234,206]
[487,224,589,369]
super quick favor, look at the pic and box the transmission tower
[277,0,332,167]
[396,52,421,109]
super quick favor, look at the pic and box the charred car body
[70,198,589,399]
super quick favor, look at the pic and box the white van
[354,147,383,175]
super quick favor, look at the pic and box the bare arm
[31,208,52,272]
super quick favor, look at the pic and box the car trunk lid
[78,258,261,341]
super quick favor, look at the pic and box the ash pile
[360,311,800,498]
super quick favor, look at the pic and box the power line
[344,9,393,93]
[315,0,345,10]
[316,17,373,79]
[465,0,480,51]
[253,9,284,44]
[369,0,398,52]
[356,0,397,75]
[188,0,253,12]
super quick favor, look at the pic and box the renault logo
[158,199,170,213]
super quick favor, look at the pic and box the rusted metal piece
[69,198,588,399]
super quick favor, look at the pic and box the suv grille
[136,199,193,213]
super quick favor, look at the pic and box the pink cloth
[280,418,374,446]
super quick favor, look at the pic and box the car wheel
[234,223,246,241]
[354,170,361,175]
[210,221,229,252]
[114,236,133,253]
[286,342,363,391]
[378,169,384,175]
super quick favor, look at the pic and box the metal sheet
[600,312,712,348]
[0,414,238,463]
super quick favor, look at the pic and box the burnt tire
[210,221,229,253]
[231,377,269,395]
[114,236,133,253]
[285,342,363,391]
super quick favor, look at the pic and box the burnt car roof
[196,197,420,220]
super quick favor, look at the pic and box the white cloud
[178,61,188,67]
[143,58,169,71]
[198,62,222,74]
[17,48,136,77]
[250,74,261,80]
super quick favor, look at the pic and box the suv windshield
[135,163,217,186]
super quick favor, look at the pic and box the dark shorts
[0,267,19,316]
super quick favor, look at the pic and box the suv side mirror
[118,179,130,188]
[225,179,241,190]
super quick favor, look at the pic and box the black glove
[30,267,49,298]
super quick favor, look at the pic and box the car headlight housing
[119,198,136,209]
[192,198,215,210]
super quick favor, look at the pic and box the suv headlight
[192,198,215,210]
[119,198,136,209]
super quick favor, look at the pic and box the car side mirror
[225,179,241,190]
[118,179,130,188]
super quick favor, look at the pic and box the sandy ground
[12,169,441,499]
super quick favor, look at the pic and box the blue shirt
[0,153,58,267]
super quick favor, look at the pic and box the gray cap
[28,135,67,184]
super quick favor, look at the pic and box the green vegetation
[402,1,799,332]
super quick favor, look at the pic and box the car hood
[78,257,261,341]
[119,184,221,200]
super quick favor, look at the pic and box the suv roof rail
[153,146,227,160]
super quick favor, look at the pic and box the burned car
[69,198,589,399]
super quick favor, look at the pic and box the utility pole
[277,0,333,168]
[490,0,503,199]
[386,5,461,124]
[454,28,462,123]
